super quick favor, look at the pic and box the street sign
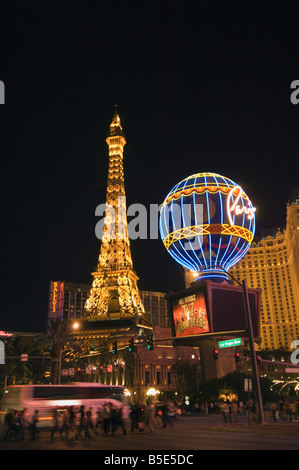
[218,338,243,349]
[244,378,252,392]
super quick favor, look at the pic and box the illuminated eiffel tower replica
[85,109,145,319]
[73,109,151,359]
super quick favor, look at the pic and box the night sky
[1,1,299,332]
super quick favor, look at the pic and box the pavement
[0,413,299,452]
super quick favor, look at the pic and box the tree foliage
[172,359,201,405]
[200,371,280,403]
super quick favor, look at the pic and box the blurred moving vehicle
[0,383,129,428]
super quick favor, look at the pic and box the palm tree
[2,336,46,386]
[37,319,72,384]
[37,319,84,384]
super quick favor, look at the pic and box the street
[1,414,298,452]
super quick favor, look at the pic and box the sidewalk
[209,414,299,434]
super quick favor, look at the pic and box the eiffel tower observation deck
[84,109,145,320]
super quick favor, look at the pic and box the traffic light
[112,341,117,354]
[256,354,261,365]
[235,352,240,363]
[128,338,134,352]
[213,348,219,360]
[147,334,154,350]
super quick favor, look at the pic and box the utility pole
[242,280,265,424]
[226,272,265,424]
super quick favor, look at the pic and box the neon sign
[52,281,64,313]
[52,282,58,312]
[159,172,256,282]
[227,186,256,226]
[0,331,13,337]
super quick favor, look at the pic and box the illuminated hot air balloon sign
[159,172,256,282]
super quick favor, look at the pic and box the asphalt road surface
[1,414,298,452]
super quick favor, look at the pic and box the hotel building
[231,188,299,351]
[185,188,299,352]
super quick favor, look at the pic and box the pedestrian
[110,404,118,435]
[270,402,278,423]
[78,405,90,438]
[155,405,163,427]
[16,408,28,440]
[292,401,298,422]
[230,402,238,423]
[194,402,200,414]
[102,403,111,434]
[144,403,155,432]
[161,403,173,428]
[51,407,61,438]
[289,401,297,422]
[137,403,145,431]
[30,410,39,440]
[117,404,127,435]
[130,404,138,432]
[121,402,130,434]
[60,409,69,438]
[246,399,257,425]
[65,406,77,439]
[86,407,93,435]
[285,401,293,422]
[278,399,285,421]
[219,401,229,423]
[3,409,17,440]
[95,407,102,434]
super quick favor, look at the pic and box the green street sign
[218,338,243,349]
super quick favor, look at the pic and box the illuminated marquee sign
[49,281,64,318]
[171,291,210,337]
[0,331,13,338]
[52,282,58,312]
[52,281,64,312]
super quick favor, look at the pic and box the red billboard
[171,290,210,337]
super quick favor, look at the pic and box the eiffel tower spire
[84,110,145,319]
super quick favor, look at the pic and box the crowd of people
[1,408,39,441]
[212,398,299,424]
[2,397,298,441]
[269,399,298,423]
[1,401,175,441]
